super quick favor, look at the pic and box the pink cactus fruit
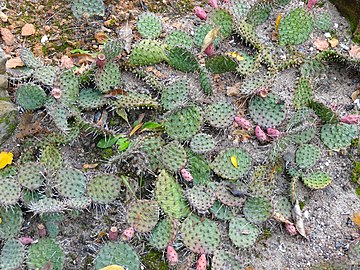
[285,222,298,236]
[307,0,317,10]
[194,6,207,20]
[267,127,282,139]
[109,226,118,241]
[204,43,215,56]
[96,53,107,68]
[181,168,193,182]
[255,125,269,142]
[340,114,359,124]
[208,0,218,8]
[196,254,207,270]
[234,116,252,130]
[19,236,34,245]
[51,87,62,99]
[121,226,134,241]
[167,245,179,266]
[257,87,269,98]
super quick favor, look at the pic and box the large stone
[0,100,18,145]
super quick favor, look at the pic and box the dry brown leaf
[60,55,74,69]
[6,57,24,69]
[73,64,90,75]
[293,200,308,239]
[83,163,98,169]
[349,45,360,58]
[314,39,329,51]
[352,212,360,227]
[70,53,94,65]
[1,28,15,46]
[118,21,133,53]
[351,89,360,101]
[21,23,36,36]
[328,38,339,48]
[95,31,108,44]
[201,26,220,53]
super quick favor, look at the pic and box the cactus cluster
[27,238,64,270]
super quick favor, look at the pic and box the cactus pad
[194,24,221,48]
[186,150,212,186]
[78,88,107,110]
[149,218,175,250]
[27,238,64,270]
[295,144,321,169]
[18,162,44,190]
[320,123,357,151]
[166,46,199,72]
[155,170,190,219]
[95,62,121,93]
[205,55,237,74]
[71,0,105,19]
[28,197,66,214]
[40,144,63,171]
[16,84,47,110]
[33,66,58,86]
[243,196,272,224]
[209,200,235,221]
[293,78,313,109]
[95,242,140,270]
[0,206,23,240]
[302,172,332,189]
[190,133,215,154]
[248,93,286,128]
[0,177,20,206]
[161,80,189,111]
[211,148,252,180]
[181,214,220,254]
[199,66,212,96]
[229,217,259,248]
[102,40,124,60]
[208,182,246,207]
[87,174,121,204]
[212,250,242,270]
[164,30,193,49]
[140,136,164,171]
[127,200,159,233]
[137,12,162,39]
[55,168,87,198]
[19,48,42,69]
[130,39,166,66]
[208,9,233,39]
[160,141,187,172]
[114,92,159,110]
[164,105,202,141]
[0,239,25,270]
[292,126,317,145]
[185,185,216,211]
[205,102,236,128]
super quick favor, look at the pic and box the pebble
[324,32,331,38]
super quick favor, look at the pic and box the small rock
[324,32,331,38]
[33,43,43,57]
[6,57,24,69]
[21,23,36,36]
[0,28,15,46]
[0,11,8,22]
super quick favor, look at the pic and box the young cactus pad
[0,239,25,270]
[302,171,332,189]
[127,200,159,233]
[229,217,259,248]
[0,206,23,240]
[87,174,121,204]
[149,218,175,250]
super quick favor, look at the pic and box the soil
[0,0,360,270]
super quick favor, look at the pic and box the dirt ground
[1,0,360,269]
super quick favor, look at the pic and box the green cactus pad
[40,144,63,171]
[211,148,252,180]
[19,48,42,69]
[164,105,202,141]
[0,177,20,206]
[127,200,159,233]
[243,196,272,224]
[166,46,199,72]
[181,214,220,254]
[160,141,187,172]
[33,66,58,86]
[137,12,162,39]
[292,126,317,145]
[27,238,64,270]
[190,133,215,154]
[239,73,267,95]
[130,39,166,66]
[248,93,286,128]
[205,102,236,128]
[295,144,321,169]
[212,249,242,270]
[45,101,71,133]
[278,8,313,45]
[95,242,140,270]
[0,206,23,240]
[185,185,216,211]
[274,196,292,220]
[16,84,47,111]
[235,52,258,76]
[300,59,325,77]
[194,24,221,48]
[28,197,66,214]
[114,92,159,110]
[71,0,105,19]
[18,162,44,190]
[55,167,87,198]
[209,200,235,221]
[64,196,92,209]
[155,170,190,219]
[302,171,332,189]
[58,70,79,102]
[102,40,124,61]
[246,2,272,26]
[78,88,107,110]
[308,100,338,124]
[164,30,193,49]
[320,123,357,151]
[229,217,259,248]
[208,182,246,207]
[0,239,25,270]
[186,149,212,186]
[161,80,189,111]
[199,66,212,96]
[87,174,121,204]
[234,20,261,49]
[208,9,233,39]
[315,12,332,32]
[205,55,237,74]
[294,78,313,109]
[140,136,164,172]
[95,62,121,93]
[149,218,175,250]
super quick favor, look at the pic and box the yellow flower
[0,152,13,169]
[100,265,125,270]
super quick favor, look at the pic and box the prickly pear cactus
[205,102,236,128]
[27,238,64,270]
[55,167,87,198]
[320,123,358,151]
[0,239,25,270]
[160,141,187,172]
[229,217,259,248]
[28,197,66,214]
[87,174,121,204]
[166,46,199,72]
[208,9,233,39]
[95,242,140,270]
[40,144,63,171]
[18,162,44,190]
[16,84,47,111]
[140,136,164,171]
[78,88,108,110]
[199,66,212,95]
[19,47,42,69]
[130,39,166,66]
[295,144,321,169]
[208,182,246,207]
[0,177,20,206]
[95,62,121,93]
[293,78,313,109]
[211,148,252,180]
[185,185,216,211]
[278,8,314,45]
[33,66,58,86]
[0,206,23,240]
[212,249,242,270]
[186,149,212,186]
[194,24,221,48]
[102,40,124,61]
[210,200,235,221]
[149,218,175,250]
[114,92,159,110]
[243,196,272,224]
[160,80,189,111]
[205,55,237,74]
[154,170,190,219]
[181,214,220,254]
[164,30,193,49]
[127,200,159,233]
[137,12,162,39]
[302,172,332,189]
[190,133,215,154]
[292,126,317,145]
[71,0,105,19]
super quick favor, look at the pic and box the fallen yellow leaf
[275,13,282,32]
[0,152,13,169]
[201,27,221,52]
[328,38,339,48]
[230,156,238,168]
[129,123,143,136]
[352,212,360,227]
[225,51,244,62]
[100,265,125,270]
